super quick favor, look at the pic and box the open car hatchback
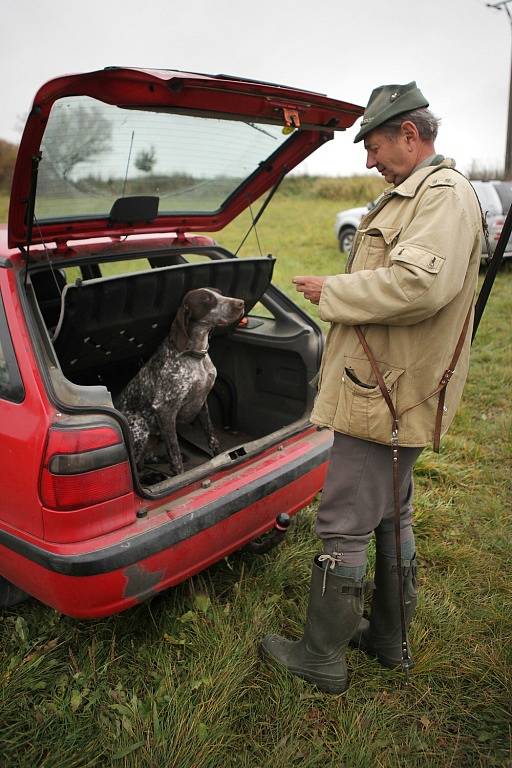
[0,67,362,617]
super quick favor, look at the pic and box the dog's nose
[234,299,245,310]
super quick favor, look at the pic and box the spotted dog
[116,288,245,476]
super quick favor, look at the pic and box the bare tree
[41,103,112,180]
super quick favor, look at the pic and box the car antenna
[122,130,135,198]
[234,169,287,257]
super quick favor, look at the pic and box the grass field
[0,186,510,767]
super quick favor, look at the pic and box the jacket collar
[356,158,457,235]
[387,157,456,199]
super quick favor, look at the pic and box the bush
[311,175,385,202]
[467,160,510,181]
[0,139,18,193]
[280,174,385,204]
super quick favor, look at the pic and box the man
[261,82,483,694]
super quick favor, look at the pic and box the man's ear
[171,301,191,352]
[401,120,419,146]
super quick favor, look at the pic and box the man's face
[363,128,417,185]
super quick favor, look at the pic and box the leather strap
[354,326,411,672]
[353,300,473,673]
[353,327,398,429]
[432,303,473,451]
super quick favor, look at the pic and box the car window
[35,95,291,223]
[0,294,24,403]
[492,182,512,214]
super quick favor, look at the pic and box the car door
[0,280,45,538]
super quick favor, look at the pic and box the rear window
[35,95,291,223]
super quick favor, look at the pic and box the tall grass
[0,189,510,767]
[279,175,386,203]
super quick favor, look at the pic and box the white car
[334,180,511,259]
[334,204,370,253]
[472,180,512,259]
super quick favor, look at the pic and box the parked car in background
[473,180,512,259]
[335,179,512,260]
[334,204,370,253]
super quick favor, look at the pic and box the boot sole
[260,643,348,695]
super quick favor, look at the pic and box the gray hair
[381,108,440,142]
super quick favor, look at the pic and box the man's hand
[292,275,327,305]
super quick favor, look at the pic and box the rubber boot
[261,556,364,694]
[351,553,417,669]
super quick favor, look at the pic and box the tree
[134,146,157,173]
[41,103,112,180]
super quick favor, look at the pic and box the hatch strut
[25,152,42,249]
[472,199,512,341]
[22,152,42,284]
[234,169,287,256]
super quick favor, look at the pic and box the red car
[0,68,362,617]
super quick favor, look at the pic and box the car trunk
[26,245,323,493]
[10,68,362,496]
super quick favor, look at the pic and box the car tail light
[40,422,132,510]
[494,217,505,240]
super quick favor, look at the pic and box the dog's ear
[171,301,191,352]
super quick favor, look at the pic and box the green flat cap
[353,81,429,143]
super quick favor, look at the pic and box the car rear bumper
[0,426,333,617]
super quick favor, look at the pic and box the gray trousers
[316,432,423,567]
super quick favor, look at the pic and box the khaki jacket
[310,160,482,447]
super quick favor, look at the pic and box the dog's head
[171,288,245,352]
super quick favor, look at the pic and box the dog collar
[179,347,209,359]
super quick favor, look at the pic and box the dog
[116,288,245,476]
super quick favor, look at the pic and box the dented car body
[0,68,362,617]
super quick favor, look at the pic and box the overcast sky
[0,0,508,177]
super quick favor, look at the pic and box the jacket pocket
[392,244,445,274]
[390,244,445,301]
[333,356,405,441]
[355,225,401,270]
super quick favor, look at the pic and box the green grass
[0,189,511,767]
[0,194,9,221]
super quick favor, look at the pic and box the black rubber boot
[351,553,417,669]
[261,556,364,694]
